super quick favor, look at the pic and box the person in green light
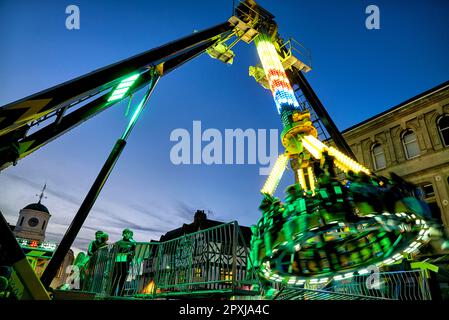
[110,228,136,296]
[81,231,109,291]
[87,230,109,256]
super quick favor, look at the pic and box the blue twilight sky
[1,0,448,252]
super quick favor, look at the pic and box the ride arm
[0,21,235,171]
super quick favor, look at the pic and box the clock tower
[13,184,51,242]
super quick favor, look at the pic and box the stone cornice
[342,87,449,140]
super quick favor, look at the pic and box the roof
[159,215,252,244]
[342,80,449,134]
[23,202,50,214]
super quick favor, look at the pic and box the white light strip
[297,168,307,191]
[301,138,322,159]
[261,154,289,195]
[302,135,370,174]
[307,166,316,194]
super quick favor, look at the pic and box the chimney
[193,210,207,225]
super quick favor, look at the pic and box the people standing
[87,230,109,257]
[84,231,109,291]
[110,229,136,296]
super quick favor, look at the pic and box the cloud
[5,172,82,206]
[44,231,91,253]
[1,169,224,255]
[126,202,180,227]
[175,201,198,220]
[3,172,44,190]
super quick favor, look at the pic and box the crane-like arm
[0,22,235,171]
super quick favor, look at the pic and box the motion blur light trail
[251,33,435,285]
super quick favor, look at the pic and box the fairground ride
[0,0,440,299]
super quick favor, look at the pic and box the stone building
[14,202,51,242]
[341,80,449,235]
[10,187,75,289]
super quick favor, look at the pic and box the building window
[371,143,386,170]
[20,217,24,226]
[402,130,420,159]
[178,270,186,282]
[194,268,203,279]
[220,268,232,281]
[41,220,46,230]
[437,114,449,147]
[421,183,435,198]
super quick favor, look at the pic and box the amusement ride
[0,0,442,299]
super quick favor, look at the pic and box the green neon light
[122,99,144,139]
[299,199,306,212]
[129,100,144,125]
[334,186,342,195]
[108,73,140,102]
[319,190,328,199]
[112,88,129,95]
[117,82,133,89]
[108,93,125,101]
[124,74,139,81]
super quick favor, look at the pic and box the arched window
[437,114,449,147]
[371,143,386,170]
[402,130,420,159]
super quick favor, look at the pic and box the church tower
[13,184,51,242]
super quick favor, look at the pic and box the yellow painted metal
[411,261,439,278]
[13,258,51,300]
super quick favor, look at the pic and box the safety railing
[273,270,432,300]
[80,242,159,298]
[278,37,312,70]
[274,286,388,300]
[79,222,260,299]
[151,222,258,297]
[233,0,265,30]
[329,270,432,300]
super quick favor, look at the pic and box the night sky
[1,0,448,253]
